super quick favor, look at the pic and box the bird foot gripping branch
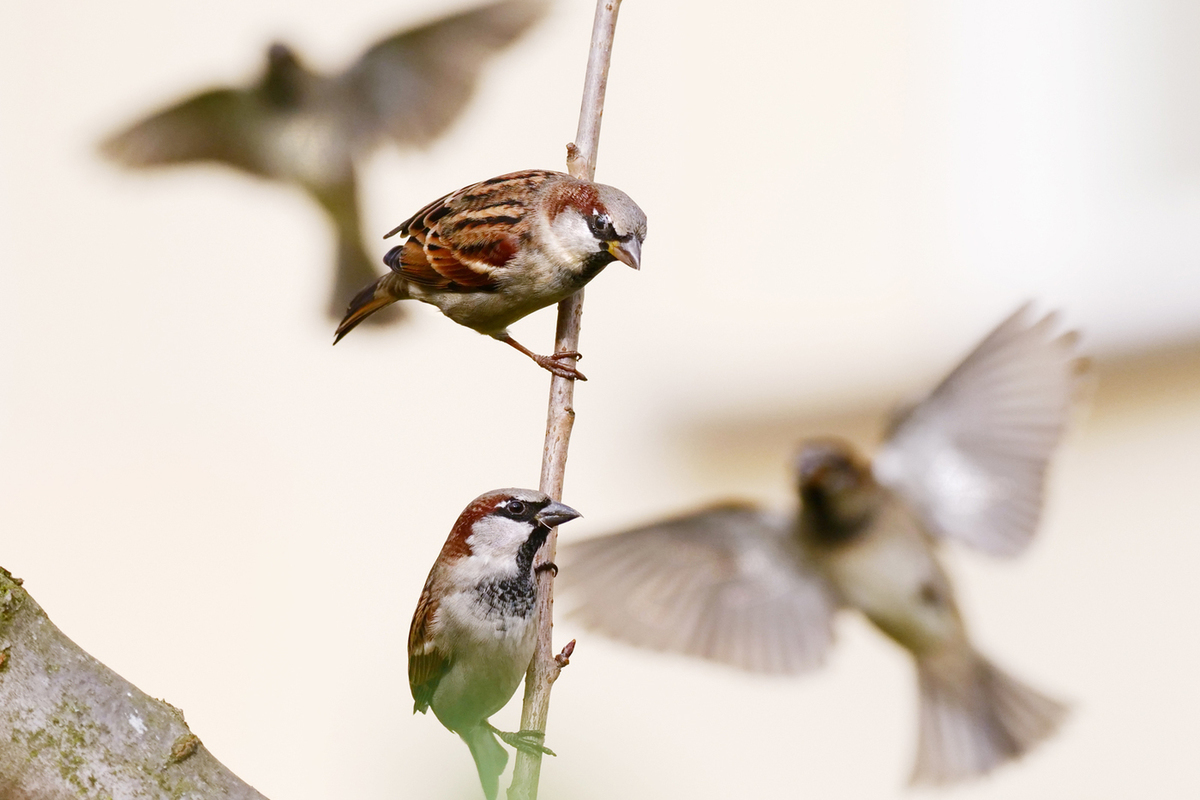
[502,338,587,381]
[488,724,557,758]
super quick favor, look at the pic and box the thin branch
[508,2,625,798]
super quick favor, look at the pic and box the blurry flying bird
[100,0,547,320]
[562,305,1085,784]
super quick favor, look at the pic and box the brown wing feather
[422,227,507,288]
[384,189,456,239]
[408,581,450,713]
[389,238,446,288]
[406,503,492,714]
[383,169,565,291]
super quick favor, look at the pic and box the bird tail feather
[911,647,1068,785]
[461,726,508,800]
[333,272,407,343]
[329,223,384,321]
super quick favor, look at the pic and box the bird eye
[505,500,527,517]
[588,211,617,240]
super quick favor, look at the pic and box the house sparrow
[333,169,647,380]
[410,488,581,800]
[562,305,1083,784]
[100,0,546,319]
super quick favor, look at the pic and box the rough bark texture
[508,2,624,798]
[0,567,268,800]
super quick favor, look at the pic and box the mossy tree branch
[0,567,268,799]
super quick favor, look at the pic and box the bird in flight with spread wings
[562,305,1086,785]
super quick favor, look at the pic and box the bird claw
[535,561,559,577]
[534,351,587,381]
[490,724,556,757]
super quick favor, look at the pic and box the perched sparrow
[100,0,546,318]
[410,488,581,800]
[333,169,647,380]
[562,305,1084,784]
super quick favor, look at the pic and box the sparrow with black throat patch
[100,0,546,319]
[562,305,1084,784]
[410,488,581,800]
[333,169,646,380]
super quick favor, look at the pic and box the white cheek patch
[547,212,601,263]
[466,515,528,568]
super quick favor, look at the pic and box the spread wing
[100,88,271,175]
[408,579,450,714]
[382,170,562,291]
[560,504,837,675]
[873,304,1085,557]
[343,0,547,148]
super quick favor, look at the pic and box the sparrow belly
[259,106,355,188]
[423,289,550,336]
[819,503,965,655]
[418,278,575,336]
[429,590,539,732]
[413,248,606,336]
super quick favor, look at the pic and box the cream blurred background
[2,0,1199,797]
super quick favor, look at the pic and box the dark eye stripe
[496,498,549,522]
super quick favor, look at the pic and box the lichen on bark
[0,566,269,799]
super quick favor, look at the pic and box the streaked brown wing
[874,304,1086,557]
[345,0,547,147]
[384,170,562,290]
[100,88,270,176]
[387,238,451,288]
[422,226,512,288]
[560,504,837,675]
[408,583,449,713]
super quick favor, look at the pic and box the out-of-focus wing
[560,503,837,675]
[344,0,547,148]
[873,304,1085,557]
[100,89,270,175]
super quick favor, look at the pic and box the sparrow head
[262,42,308,106]
[443,488,581,577]
[795,438,881,536]
[543,180,647,271]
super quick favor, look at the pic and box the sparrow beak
[607,237,641,270]
[536,501,582,528]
